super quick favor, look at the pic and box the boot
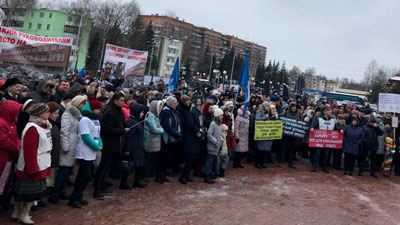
[18,202,34,225]
[11,201,21,220]
[219,169,225,177]
[58,189,69,200]
[133,168,148,188]
[203,174,215,184]
[48,193,59,204]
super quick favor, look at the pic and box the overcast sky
[135,0,399,81]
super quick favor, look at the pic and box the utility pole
[229,52,236,87]
[208,56,213,80]
[74,15,83,69]
[149,38,155,83]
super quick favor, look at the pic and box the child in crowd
[216,124,229,177]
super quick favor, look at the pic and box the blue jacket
[343,125,364,155]
[160,106,182,144]
[123,104,145,167]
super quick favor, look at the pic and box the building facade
[141,15,267,79]
[153,37,183,77]
[2,8,91,71]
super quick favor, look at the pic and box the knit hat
[97,96,108,102]
[221,124,228,131]
[351,110,358,115]
[224,101,234,108]
[30,103,49,116]
[166,96,178,107]
[89,97,102,111]
[3,78,20,90]
[262,101,271,107]
[21,98,34,112]
[138,85,148,93]
[71,95,87,108]
[47,102,59,113]
[20,85,29,93]
[214,108,224,117]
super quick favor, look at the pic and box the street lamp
[213,69,217,85]
[223,70,227,87]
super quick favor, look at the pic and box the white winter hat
[214,108,224,117]
[224,101,234,108]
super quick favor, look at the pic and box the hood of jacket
[70,82,83,94]
[130,104,145,121]
[149,100,163,117]
[36,79,55,96]
[0,100,22,123]
[65,102,81,118]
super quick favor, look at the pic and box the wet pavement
[1,158,400,225]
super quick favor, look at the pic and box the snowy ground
[1,158,400,225]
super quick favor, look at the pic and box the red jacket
[16,123,51,180]
[122,103,130,122]
[0,100,22,178]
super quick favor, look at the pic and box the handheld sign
[254,120,283,141]
[392,117,398,128]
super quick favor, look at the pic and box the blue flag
[166,57,179,94]
[239,53,250,116]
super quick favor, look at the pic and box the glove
[196,132,202,138]
[236,139,239,144]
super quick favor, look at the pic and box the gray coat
[59,103,80,167]
[207,119,223,155]
[255,110,274,151]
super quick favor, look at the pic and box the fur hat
[214,108,224,117]
[3,78,20,90]
[30,103,49,116]
[47,102,59,113]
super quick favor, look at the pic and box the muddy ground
[1,158,400,225]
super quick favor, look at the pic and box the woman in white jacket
[48,95,87,204]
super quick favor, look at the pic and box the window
[41,55,47,61]
[75,17,80,23]
[49,13,52,18]
[37,23,42,30]
[39,12,44,18]
[30,55,34,61]
[47,24,50,30]
[32,48,37,53]
[59,45,65,49]
[50,54,55,61]
[64,25,78,34]
[44,45,49,51]
[28,23,32,29]
[30,12,34,17]
[35,55,40,61]
[168,48,178,54]
[58,53,64,61]
[51,45,57,50]
[38,46,43,52]
[68,16,72,22]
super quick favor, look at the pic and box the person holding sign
[360,117,383,177]
[310,106,343,173]
[254,101,275,169]
[278,103,300,168]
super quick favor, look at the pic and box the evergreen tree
[279,62,289,84]
[255,64,265,86]
[85,31,102,73]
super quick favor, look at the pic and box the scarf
[29,116,52,130]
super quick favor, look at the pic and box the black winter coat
[123,104,145,167]
[363,124,383,152]
[182,107,203,154]
[100,103,125,155]
[16,111,29,139]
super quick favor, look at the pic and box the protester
[14,103,52,224]
[361,117,383,177]
[0,101,22,212]
[17,98,34,138]
[255,101,274,169]
[29,80,57,104]
[68,98,103,208]
[233,105,250,168]
[3,78,21,102]
[216,124,229,177]
[279,103,300,168]
[55,80,71,104]
[143,100,164,179]
[46,102,60,194]
[205,107,223,184]
[343,117,363,176]
[93,92,127,200]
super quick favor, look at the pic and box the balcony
[10,16,25,21]
[64,21,79,27]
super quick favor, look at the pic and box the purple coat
[234,112,249,153]
[343,125,363,155]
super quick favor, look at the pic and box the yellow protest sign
[254,120,283,141]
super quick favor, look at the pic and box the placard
[103,43,148,77]
[392,117,398,128]
[280,116,309,138]
[254,120,283,141]
[309,129,343,149]
[379,93,400,113]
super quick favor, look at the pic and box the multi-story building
[141,14,267,78]
[2,8,91,71]
[153,36,183,77]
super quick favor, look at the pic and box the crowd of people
[0,74,398,224]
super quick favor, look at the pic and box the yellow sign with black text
[254,120,283,141]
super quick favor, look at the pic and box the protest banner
[392,117,398,128]
[254,120,283,141]
[379,93,400,113]
[0,26,73,73]
[309,129,343,149]
[280,116,309,138]
[103,43,148,77]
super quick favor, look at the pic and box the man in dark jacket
[179,98,205,184]
[157,96,182,184]
[360,117,383,177]
[29,79,57,103]
[3,78,21,102]
[93,92,128,199]
[55,80,70,104]
[278,103,300,168]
